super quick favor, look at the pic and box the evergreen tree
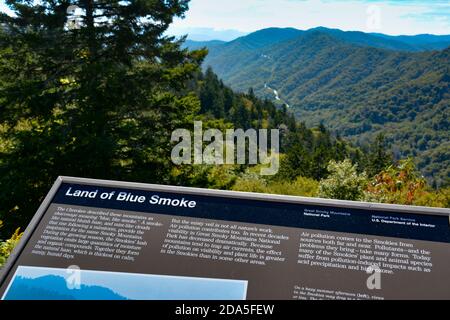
[0,0,205,236]
[247,87,256,101]
[200,66,225,117]
[282,142,311,179]
[367,133,392,177]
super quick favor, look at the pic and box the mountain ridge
[187,27,450,52]
[186,27,450,183]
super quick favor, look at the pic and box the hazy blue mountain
[168,27,247,42]
[186,27,450,183]
[186,28,305,88]
[5,275,128,300]
[186,28,304,53]
[228,27,304,50]
[310,27,420,51]
[310,28,450,51]
[371,33,450,51]
[186,27,450,54]
[184,39,226,50]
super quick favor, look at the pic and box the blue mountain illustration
[5,275,128,300]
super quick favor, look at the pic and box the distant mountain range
[185,27,450,183]
[185,27,450,53]
[170,27,248,42]
[4,275,128,300]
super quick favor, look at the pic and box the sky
[1,0,449,40]
[168,0,450,39]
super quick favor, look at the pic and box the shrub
[0,226,23,268]
[319,159,367,201]
[364,158,448,207]
[233,174,319,197]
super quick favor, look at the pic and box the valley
[186,27,450,184]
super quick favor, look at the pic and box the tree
[364,158,427,205]
[319,159,367,201]
[199,66,225,117]
[281,142,311,179]
[0,0,205,237]
[366,133,392,177]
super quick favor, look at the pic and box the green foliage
[412,187,450,208]
[0,227,23,268]
[172,164,239,191]
[366,133,392,177]
[190,67,297,133]
[279,126,362,181]
[318,159,367,201]
[233,174,319,197]
[0,0,205,237]
[188,67,365,183]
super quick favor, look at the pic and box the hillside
[186,28,450,185]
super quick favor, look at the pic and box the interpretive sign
[1,177,449,300]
